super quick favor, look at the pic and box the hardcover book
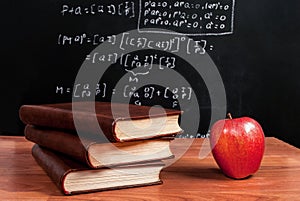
[25,124,174,168]
[19,101,183,142]
[32,144,165,195]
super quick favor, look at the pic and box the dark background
[1,0,300,148]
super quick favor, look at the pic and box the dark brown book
[19,101,183,142]
[32,144,165,195]
[25,124,174,168]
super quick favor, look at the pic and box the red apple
[209,113,265,179]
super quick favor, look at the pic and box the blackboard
[2,0,300,148]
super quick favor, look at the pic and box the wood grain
[0,136,299,200]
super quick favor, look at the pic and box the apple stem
[227,113,233,119]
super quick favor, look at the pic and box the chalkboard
[2,0,300,148]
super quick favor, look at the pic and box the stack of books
[19,101,183,195]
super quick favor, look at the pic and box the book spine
[19,105,76,131]
[19,105,118,142]
[25,125,91,166]
[31,144,70,195]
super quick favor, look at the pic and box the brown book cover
[32,144,165,195]
[25,124,174,168]
[19,101,183,142]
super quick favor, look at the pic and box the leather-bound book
[19,101,183,142]
[25,124,174,168]
[32,144,165,195]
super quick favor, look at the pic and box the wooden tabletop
[0,136,299,200]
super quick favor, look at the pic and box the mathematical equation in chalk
[56,83,108,98]
[56,83,193,106]
[57,32,213,54]
[79,34,212,68]
[61,1,135,18]
[119,32,212,53]
[57,34,117,46]
[177,132,210,138]
[59,0,235,35]
[123,84,192,100]
[138,0,235,35]
[53,0,236,109]
[85,52,176,74]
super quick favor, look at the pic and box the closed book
[25,124,174,168]
[32,144,165,195]
[19,101,183,142]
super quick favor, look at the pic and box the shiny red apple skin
[210,115,265,179]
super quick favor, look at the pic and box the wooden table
[0,136,299,200]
